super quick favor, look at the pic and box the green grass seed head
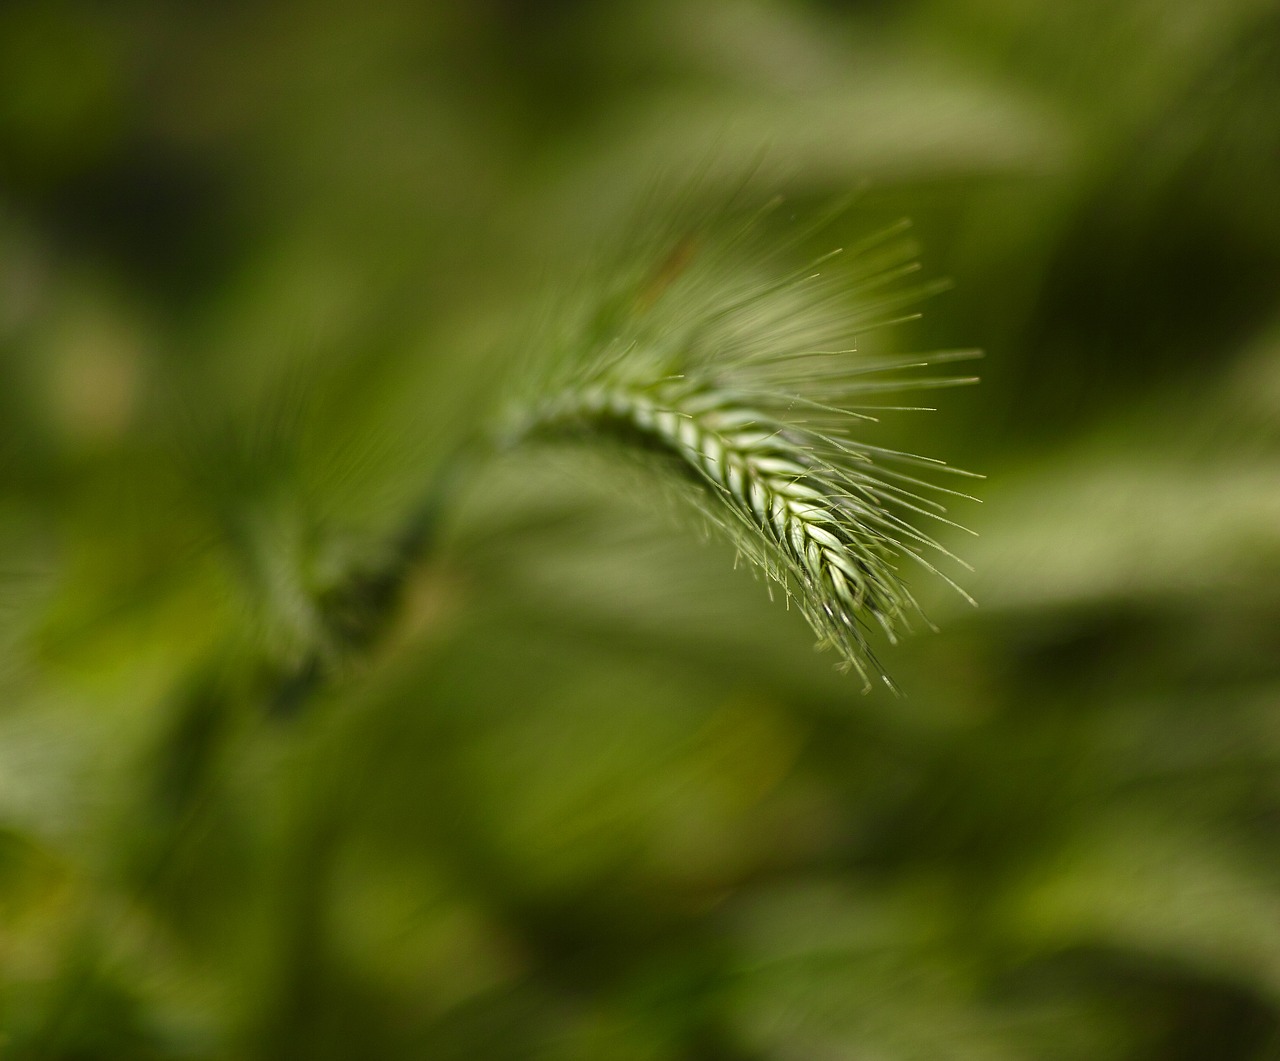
[501,204,980,691]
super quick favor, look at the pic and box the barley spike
[500,209,978,691]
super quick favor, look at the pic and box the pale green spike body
[525,378,910,687]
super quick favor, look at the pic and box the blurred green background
[2,1,1280,1058]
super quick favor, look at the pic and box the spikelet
[499,200,979,690]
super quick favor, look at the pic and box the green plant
[496,207,979,690]
[278,200,980,701]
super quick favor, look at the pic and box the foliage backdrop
[2,1,1279,1058]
